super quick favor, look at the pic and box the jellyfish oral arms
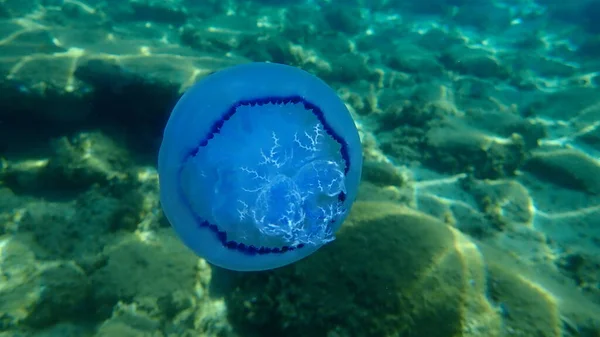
[158,62,362,271]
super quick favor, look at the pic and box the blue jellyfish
[158,62,362,271]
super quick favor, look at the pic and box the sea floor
[1,0,600,336]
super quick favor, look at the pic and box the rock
[89,230,198,317]
[25,261,90,327]
[0,9,246,149]
[0,235,40,329]
[128,0,188,25]
[249,0,304,4]
[29,322,92,337]
[460,108,546,150]
[180,16,259,55]
[525,54,578,78]
[479,240,600,336]
[578,35,600,57]
[0,0,40,18]
[18,188,140,260]
[56,132,127,177]
[89,231,233,336]
[322,4,364,35]
[356,181,415,206]
[0,235,89,329]
[236,34,293,65]
[452,3,513,32]
[361,160,408,187]
[41,131,132,192]
[385,45,444,76]
[378,83,458,132]
[327,53,374,84]
[524,149,600,194]
[225,201,500,337]
[378,125,425,164]
[486,262,562,337]
[417,28,465,51]
[425,119,527,179]
[453,77,531,121]
[542,0,600,34]
[464,179,535,231]
[376,83,464,165]
[95,321,163,337]
[0,187,28,235]
[440,46,511,80]
[568,101,600,152]
[522,88,599,121]
[94,302,163,337]
[557,252,600,303]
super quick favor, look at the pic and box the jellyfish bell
[158,62,362,271]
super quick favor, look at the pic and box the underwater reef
[1,0,600,336]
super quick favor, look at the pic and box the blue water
[0,0,599,336]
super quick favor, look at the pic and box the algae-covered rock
[43,132,132,190]
[524,149,600,194]
[485,255,563,337]
[0,187,29,236]
[95,321,162,337]
[464,178,535,231]
[478,239,600,337]
[417,28,466,51]
[25,260,90,327]
[425,120,527,179]
[440,46,511,80]
[0,235,40,329]
[222,201,589,337]
[0,0,40,18]
[385,45,444,76]
[94,302,163,337]
[361,160,408,188]
[326,52,374,84]
[29,322,92,337]
[0,7,246,140]
[0,235,89,329]
[18,188,139,261]
[225,201,500,337]
[376,83,460,164]
[322,3,363,35]
[2,131,134,194]
[89,230,199,317]
[383,82,459,129]
[557,252,600,304]
[180,16,260,55]
[87,228,236,336]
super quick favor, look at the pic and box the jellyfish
[158,62,362,271]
